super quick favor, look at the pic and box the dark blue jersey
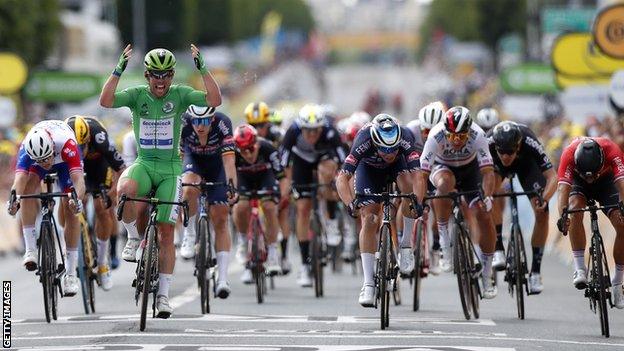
[180,112,235,162]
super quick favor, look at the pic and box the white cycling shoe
[528,273,543,294]
[612,283,624,309]
[492,250,506,271]
[266,250,282,275]
[358,284,375,307]
[122,238,141,262]
[180,235,196,259]
[98,265,114,291]
[241,268,254,284]
[156,295,172,318]
[573,269,588,290]
[482,276,498,299]
[399,247,415,275]
[440,247,453,273]
[216,280,231,299]
[297,264,313,287]
[62,274,79,297]
[23,249,38,271]
[429,250,441,276]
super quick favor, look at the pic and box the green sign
[25,72,102,102]
[500,64,558,94]
[542,7,595,34]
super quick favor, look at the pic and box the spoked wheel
[453,224,472,320]
[252,220,265,304]
[197,217,210,314]
[40,225,53,323]
[312,232,324,298]
[464,233,480,320]
[380,225,391,329]
[593,235,610,337]
[412,220,425,312]
[77,236,90,314]
[512,225,526,320]
[392,275,401,306]
[140,226,157,332]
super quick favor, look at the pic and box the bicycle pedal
[132,278,137,288]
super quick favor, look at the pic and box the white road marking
[8,345,516,351]
[11,332,624,347]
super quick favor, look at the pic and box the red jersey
[558,137,624,185]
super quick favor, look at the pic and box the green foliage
[0,0,61,68]
[418,0,527,62]
[115,0,315,49]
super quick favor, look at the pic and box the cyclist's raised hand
[190,43,207,75]
[113,44,132,76]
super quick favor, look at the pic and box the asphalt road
[2,233,624,351]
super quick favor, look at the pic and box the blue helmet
[370,114,401,152]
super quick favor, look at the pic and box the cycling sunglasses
[496,147,518,155]
[148,70,174,79]
[191,117,212,126]
[34,155,53,165]
[377,146,399,154]
[445,131,469,143]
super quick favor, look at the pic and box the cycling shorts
[238,171,279,203]
[430,159,482,206]
[84,159,113,195]
[121,159,182,224]
[495,159,546,200]
[183,154,228,205]
[570,174,619,216]
[291,151,338,199]
[354,156,411,207]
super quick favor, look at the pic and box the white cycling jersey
[420,122,493,172]
[26,120,79,166]
[405,119,426,154]
[122,130,137,166]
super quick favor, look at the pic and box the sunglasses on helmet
[148,70,174,79]
[191,117,212,126]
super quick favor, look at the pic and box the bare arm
[481,166,495,197]
[541,168,558,202]
[557,183,571,216]
[222,152,237,187]
[70,171,86,201]
[11,172,29,195]
[336,171,354,205]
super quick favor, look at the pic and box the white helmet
[297,104,326,129]
[418,101,445,130]
[349,111,371,126]
[186,105,216,119]
[370,114,401,150]
[24,128,54,161]
[476,108,499,130]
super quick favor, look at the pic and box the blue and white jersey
[180,112,235,162]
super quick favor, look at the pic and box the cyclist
[487,121,557,294]
[556,137,624,308]
[280,103,347,287]
[65,115,126,290]
[416,106,498,299]
[475,108,499,133]
[8,120,85,296]
[233,124,289,283]
[178,105,238,298]
[240,102,290,274]
[336,114,423,306]
[405,101,445,275]
[99,44,222,318]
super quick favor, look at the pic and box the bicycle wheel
[412,220,424,312]
[140,225,157,332]
[86,229,97,313]
[594,235,610,337]
[452,223,472,320]
[512,224,525,320]
[197,216,210,314]
[380,224,391,330]
[312,225,324,298]
[465,233,480,320]
[39,224,53,323]
[252,218,264,304]
[77,234,90,314]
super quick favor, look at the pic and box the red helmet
[346,122,363,143]
[234,124,258,150]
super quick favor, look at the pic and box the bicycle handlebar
[292,183,334,190]
[116,194,190,227]
[492,189,545,207]
[423,190,482,202]
[86,185,112,209]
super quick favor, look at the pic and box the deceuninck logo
[2,281,10,348]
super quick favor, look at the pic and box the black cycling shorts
[570,174,619,216]
[430,159,482,206]
[238,171,279,203]
[84,159,113,195]
[291,151,338,199]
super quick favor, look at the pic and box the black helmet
[444,106,472,133]
[574,138,604,178]
[492,121,522,152]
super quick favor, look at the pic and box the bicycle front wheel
[380,224,391,329]
[412,220,425,312]
[453,223,472,320]
[594,234,610,337]
[197,216,210,314]
[140,225,157,332]
[512,224,526,320]
[77,233,90,314]
[251,218,264,304]
[312,225,324,298]
[40,223,54,323]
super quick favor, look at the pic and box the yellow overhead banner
[593,3,624,59]
[0,53,28,94]
[551,32,624,77]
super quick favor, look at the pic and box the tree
[0,0,61,68]
[476,0,526,68]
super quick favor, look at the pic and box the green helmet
[268,109,283,125]
[144,48,176,71]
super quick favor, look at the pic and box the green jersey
[113,84,207,162]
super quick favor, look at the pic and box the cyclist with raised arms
[178,106,238,299]
[405,101,445,275]
[8,120,85,296]
[336,114,424,307]
[99,44,222,318]
[280,104,347,287]
[416,106,498,299]
[487,121,557,294]
[557,138,624,308]
[233,124,289,283]
[65,115,126,290]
